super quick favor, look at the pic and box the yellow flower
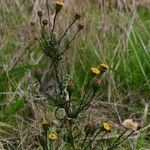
[102,122,111,131]
[100,63,109,72]
[122,119,141,131]
[48,131,58,141]
[91,67,100,75]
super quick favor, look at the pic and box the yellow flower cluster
[91,63,109,75]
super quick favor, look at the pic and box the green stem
[59,29,81,55]
[106,129,128,150]
[68,120,76,150]
[51,12,58,33]
[84,129,102,150]
[92,132,107,150]
[110,130,134,149]
[59,19,76,43]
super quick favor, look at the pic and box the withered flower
[122,119,141,131]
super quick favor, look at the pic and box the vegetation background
[0,0,150,149]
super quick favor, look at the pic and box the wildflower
[102,122,111,132]
[55,1,64,13]
[75,13,81,20]
[91,67,100,75]
[37,11,43,18]
[100,63,109,73]
[122,119,141,131]
[42,19,48,25]
[48,131,58,141]
[78,24,84,30]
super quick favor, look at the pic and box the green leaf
[9,98,25,114]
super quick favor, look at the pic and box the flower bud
[75,13,81,20]
[42,19,48,25]
[78,24,84,30]
[122,119,141,131]
[55,2,64,13]
[37,11,43,18]
[30,22,35,26]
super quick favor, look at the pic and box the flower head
[78,24,84,30]
[91,67,100,75]
[122,119,141,131]
[48,131,58,141]
[102,122,111,132]
[100,63,109,73]
[55,1,64,13]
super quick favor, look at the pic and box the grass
[0,0,150,149]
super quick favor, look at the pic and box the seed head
[122,119,141,131]
[55,1,64,13]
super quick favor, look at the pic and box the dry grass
[0,0,150,149]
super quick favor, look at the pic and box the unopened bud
[75,13,81,20]
[78,24,84,30]
[37,11,43,18]
[42,19,48,25]
[30,22,35,26]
